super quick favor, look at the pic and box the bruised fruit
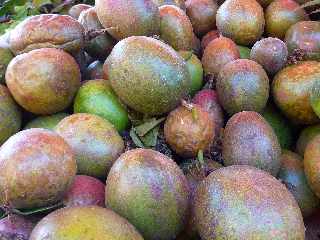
[63,175,105,207]
[9,14,85,55]
[74,80,129,132]
[222,111,281,176]
[237,45,251,59]
[185,0,218,36]
[152,0,186,9]
[216,59,269,115]
[179,51,203,96]
[79,7,116,60]
[201,36,240,76]
[0,47,13,84]
[105,36,191,116]
[84,60,105,80]
[68,4,91,19]
[278,150,320,217]
[285,21,320,61]
[106,149,190,240]
[159,5,194,51]
[192,89,224,135]
[250,37,288,75]
[297,124,320,156]
[0,215,35,240]
[24,113,69,130]
[95,0,160,40]
[55,113,124,179]
[216,0,265,46]
[194,165,305,240]
[272,61,320,125]
[0,85,21,145]
[6,48,81,115]
[0,128,76,209]
[164,103,215,158]
[200,30,220,52]
[30,206,144,240]
[265,0,308,40]
[304,135,320,198]
[261,103,294,149]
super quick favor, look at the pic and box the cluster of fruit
[0,0,319,239]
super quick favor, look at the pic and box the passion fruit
[0,215,35,240]
[152,0,186,9]
[68,4,91,19]
[0,128,76,209]
[24,113,69,130]
[296,124,320,156]
[200,30,220,52]
[0,47,13,84]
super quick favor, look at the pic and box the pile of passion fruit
[0,0,319,239]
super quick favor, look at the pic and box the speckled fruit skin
[216,0,265,46]
[9,14,85,55]
[78,7,116,60]
[159,5,194,51]
[0,85,21,146]
[95,0,160,40]
[5,48,81,115]
[278,150,320,218]
[84,60,105,80]
[24,113,69,130]
[216,59,269,115]
[30,206,144,240]
[152,0,186,9]
[200,30,220,52]
[0,128,76,209]
[222,111,281,176]
[194,165,305,240]
[63,175,105,207]
[106,149,190,240]
[105,36,191,116]
[68,4,91,19]
[0,47,13,84]
[201,36,240,76]
[185,0,218,37]
[265,0,308,40]
[164,104,215,158]
[192,89,224,136]
[74,80,129,132]
[0,215,35,240]
[296,124,320,156]
[272,61,320,125]
[55,113,124,179]
[250,37,288,75]
[285,21,320,61]
[304,135,320,198]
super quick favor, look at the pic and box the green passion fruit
[296,124,320,156]
[237,45,251,59]
[0,47,13,84]
[24,113,69,130]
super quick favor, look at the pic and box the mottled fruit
[200,30,220,52]
[296,124,320,156]
[237,45,251,59]
[0,47,13,84]
[0,215,35,240]
[24,113,69,130]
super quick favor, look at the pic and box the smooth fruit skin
[0,47,13,84]
[250,37,288,75]
[159,5,194,51]
[216,59,269,115]
[63,175,105,207]
[106,149,190,240]
[55,113,124,179]
[24,113,69,130]
[0,84,21,145]
[272,61,320,125]
[222,111,281,176]
[304,135,320,198]
[0,215,35,240]
[30,206,144,240]
[105,36,191,116]
[0,128,77,209]
[194,165,305,240]
[9,14,85,55]
[74,79,129,132]
[201,36,240,76]
[265,0,308,40]
[164,104,215,158]
[78,7,116,60]
[5,48,81,115]
[95,0,160,40]
[278,150,320,218]
[296,124,320,156]
[68,4,91,19]
[216,0,265,46]
[185,0,218,36]
[285,21,320,61]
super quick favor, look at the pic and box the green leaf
[0,0,28,16]
[134,117,166,137]
[130,128,145,148]
[141,126,159,147]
